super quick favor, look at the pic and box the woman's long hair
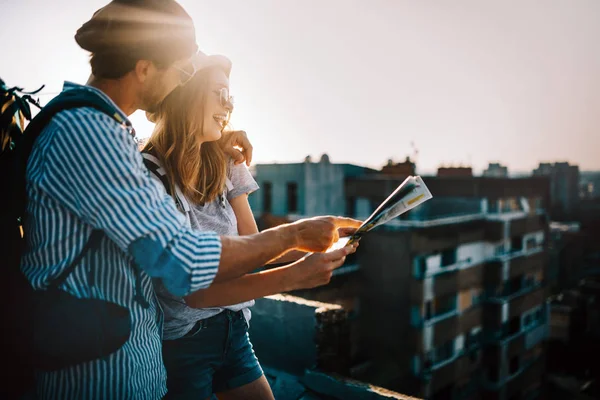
[145,67,228,204]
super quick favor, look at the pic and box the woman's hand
[219,130,253,166]
[284,244,358,291]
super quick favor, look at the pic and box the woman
[143,55,356,400]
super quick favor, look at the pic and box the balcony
[505,356,545,399]
[418,307,460,328]
[484,220,504,242]
[432,263,484,297]
[433,306,482,347]
[482,354,544,392]
[509,214,547,238]
[486,280,544,304]
[508,251,546,279]
[483,317,548,351]
[508,286,547,319]
[425,352,482,393]
[410,220,488,253]
[483,248,545,287]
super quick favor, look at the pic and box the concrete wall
[304,162,346,216]
[250,163,306,215]
[250,161,371,217]
[249,294,347,376]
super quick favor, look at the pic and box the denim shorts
[162,309,263,399]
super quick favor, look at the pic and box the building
[546,279,600,400]
[381,157,416,178]
[437,166,473,178]
[483,163,509,178]
[250,160,552,399]
[547,222,584,292]
[248,154,376,218]
[290,176,551,400]
[532,162,580,220]
[579,171,600,200]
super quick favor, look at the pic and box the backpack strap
[15,87,131,290]
[47,229,105,290]
[14,88,133,221]
[141,150,189,213]
[141,152,173,196]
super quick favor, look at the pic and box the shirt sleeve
[40,108,220,295]
[226,158,259,201]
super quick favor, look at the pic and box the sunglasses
[217,87,234,109]
[216,87,234,129]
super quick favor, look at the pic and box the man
[20,0,361,398]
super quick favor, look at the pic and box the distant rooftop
[550,221,581,233]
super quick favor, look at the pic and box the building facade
[248,154,375,218]
[532,162,579,220]
[250,161,552,399]
[483,163,509,178]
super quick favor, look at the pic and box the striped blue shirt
[21,81,222,399]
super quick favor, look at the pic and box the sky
[1,0,599,174]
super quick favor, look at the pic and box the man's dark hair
[75,0,198,79]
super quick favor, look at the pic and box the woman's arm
[184,246,355,308]
[229,194,259,236]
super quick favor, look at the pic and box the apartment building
[341,176,550,400]
[249,161,552,399]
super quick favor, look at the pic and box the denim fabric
[162,310,263,399]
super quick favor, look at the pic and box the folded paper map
[328,176,433,252]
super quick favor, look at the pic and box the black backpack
[0,79,132,398]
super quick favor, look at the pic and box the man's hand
[290,216,362,253]
[219,130,253,166]
[284,245,357,291]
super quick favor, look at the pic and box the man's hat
[75,0,198,61]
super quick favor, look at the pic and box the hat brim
[191,52,232,77]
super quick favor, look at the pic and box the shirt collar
[62,81,131,125]
[62,81,135,136]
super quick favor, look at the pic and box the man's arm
[45,110,222,296]
[212,212,360,282]
[185,245,355,308]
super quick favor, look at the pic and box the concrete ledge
[302,370,422,400]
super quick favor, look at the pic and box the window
[503,275,523,296]
[509,356,520,375]
[511,236,523,252]
[441,248,457,267]
[435,340,455,363]
[488,200,499,213]
[509,316,521,336]
[263,182,272,213]
[424,301,433,320]
[524,314,532,328]
[286,182,298,213]
[466,328,481,349]
[414,257,427,278]
[523,274,535,288]
[488,366,499,383]
[535,309,543,323]
[346,197,356,217]
[471,289,483,306]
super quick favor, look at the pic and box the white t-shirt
[144,154,259,340]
